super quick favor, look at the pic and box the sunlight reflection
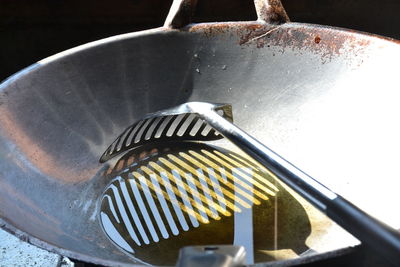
[99,142,311,266]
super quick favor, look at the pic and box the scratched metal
[0,0,400,266]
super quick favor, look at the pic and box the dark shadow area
[193,0,258,22]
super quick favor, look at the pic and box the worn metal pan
[0,0,399,266]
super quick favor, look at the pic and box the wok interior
[99,142,313,265]
[0,23,400,265]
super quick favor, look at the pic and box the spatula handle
[197,108,400,266]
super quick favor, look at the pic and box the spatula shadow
[100,142,311,265]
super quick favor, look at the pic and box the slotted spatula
[100,103,231,163]
[100,102,400,266]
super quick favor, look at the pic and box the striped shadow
[99,142,279,254]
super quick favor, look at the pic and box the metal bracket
[164,0,289,29]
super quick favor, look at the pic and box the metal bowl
[0,0,399,265]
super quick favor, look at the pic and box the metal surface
[176,245,246,267]
[103,101,400,265]
[99,142,301,265]
[0,0,400,266]
[99,103,231,163]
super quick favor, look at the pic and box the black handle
[327,196,400,266]
[199,107,400,266]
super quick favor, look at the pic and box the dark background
[1,0,399,81]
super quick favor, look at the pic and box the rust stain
[0,106,98,183]
[243,24,371,61]
[188,22,265,38]
[189,22,373,63]
[188,23,228,38]
[239,25,282,47]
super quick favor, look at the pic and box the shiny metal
[1,0,400,266]
[190,103,400,266]
[99,142,293,265]
[99,103,232,163]
[102,101,334,203]
[103,101,400,265]
[176,245,246,267]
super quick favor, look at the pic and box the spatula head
[100,102,233,163]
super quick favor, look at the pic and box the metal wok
[0,0,400,265]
